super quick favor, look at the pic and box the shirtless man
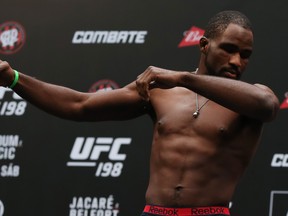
[0,10,279,216]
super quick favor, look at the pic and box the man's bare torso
[145,87,263,207]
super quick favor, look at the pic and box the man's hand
[136,66,180,101]
[0,60,15,87]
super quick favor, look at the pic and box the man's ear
[199,36,209,54]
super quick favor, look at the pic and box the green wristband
[9,70,19,89]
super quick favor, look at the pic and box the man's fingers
[136,80,150,101]
[136,66,160,101]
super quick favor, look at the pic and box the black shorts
[141,204,230,216]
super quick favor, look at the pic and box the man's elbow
[261,94,280,122]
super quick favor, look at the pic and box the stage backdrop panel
[0,1,288,215]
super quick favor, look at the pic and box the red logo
[0,21,26,55]
[88,79,119,93]
[280,92,288,109]
[178,26,205,48]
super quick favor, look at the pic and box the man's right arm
[136,66,279,122]
[0,60,148,121]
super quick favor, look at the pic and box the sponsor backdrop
[0,0,287,216]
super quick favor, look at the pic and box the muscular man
[0,10,279,216]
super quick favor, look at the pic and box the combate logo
[72,30,147,44]
[0,21,26,55]
[178,26,204,48]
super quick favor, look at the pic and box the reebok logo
[148,206,178,216]
[191,207,225,215]
[145,205,229,216]
[178,26,204,48]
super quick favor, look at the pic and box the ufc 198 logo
[67,137,131,177]
[0,87,27,116]
[0,200,4,216]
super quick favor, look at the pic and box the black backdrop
[0,1,288,216]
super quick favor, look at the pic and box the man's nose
[229,53,241,67]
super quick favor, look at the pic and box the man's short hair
[204,10,253,39]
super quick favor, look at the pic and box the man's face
[204,23,253,80]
